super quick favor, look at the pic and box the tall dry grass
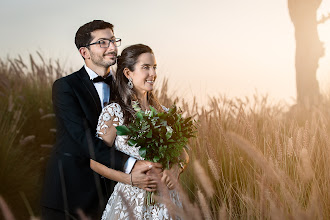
[0,54,64,219]
[0,54,329,219]
[176,95,330,219]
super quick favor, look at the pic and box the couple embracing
[41,20,189,220]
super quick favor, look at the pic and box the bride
[90,44,189,219]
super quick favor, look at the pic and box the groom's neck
[85,62,110,78]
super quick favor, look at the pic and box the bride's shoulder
[106,102,122,109]
[102,102,123,114]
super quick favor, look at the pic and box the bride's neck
[136,91,149,110]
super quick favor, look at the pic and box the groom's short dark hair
[75,20,114,49]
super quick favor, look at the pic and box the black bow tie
[92,75,113,84]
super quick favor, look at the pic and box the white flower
[118,112,123,118]
[135,206,142,213]
[102,112,111,121]
[166,126,173,133]
[145,109,152,117]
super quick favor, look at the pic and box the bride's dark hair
[112,44,163,124]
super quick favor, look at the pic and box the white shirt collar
[84,64,99,80]
[84,65,112,81]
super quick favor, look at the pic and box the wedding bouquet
[116,102,196,205]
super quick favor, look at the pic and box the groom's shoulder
[53,66,86,85]
[52,67,86,92]
[57,67,85,81]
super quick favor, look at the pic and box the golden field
[0,54,329,219]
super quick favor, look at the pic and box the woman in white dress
[90,44,189,219]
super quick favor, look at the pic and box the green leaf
[161,121,167,126]
[153,156,160,162]
[128,139,137,146]
[136,112,143,120]
[139,147,147,158]
[116,126,131,135]
[169,105,177,114]
[150,106,158,115]
[146,130,152,138]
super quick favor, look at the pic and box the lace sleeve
[96,103,124,140]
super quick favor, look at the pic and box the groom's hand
[131,161,162,192]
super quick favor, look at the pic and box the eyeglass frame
[84,38,121,48]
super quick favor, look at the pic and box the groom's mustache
[104,51,117,57]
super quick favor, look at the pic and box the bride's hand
[161,165,181,190]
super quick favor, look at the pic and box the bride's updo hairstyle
[114,44,163,123]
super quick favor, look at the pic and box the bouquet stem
[146,191,155,206]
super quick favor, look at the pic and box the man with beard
[41,20,161,220]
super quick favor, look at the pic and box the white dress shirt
[84,65,110,108]
[84,65,136,173]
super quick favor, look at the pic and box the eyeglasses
[85,38,121,48]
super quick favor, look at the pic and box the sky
[1,0,330,106]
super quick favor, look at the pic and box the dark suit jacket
[41,67,129,218]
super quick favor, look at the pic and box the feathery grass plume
[309,134,316,155]
[19,135,36,146]
[40,114,55,120]
[306,181,322,220]
[275,130,282,164]
[287,137,294,157]
[197,189,212,220]
[217,122,232,154]
[228,131,303,213]
[40,144,53,148]
[303,121,309,150]
[298,148,314,182]
[76,209,91,220]
[8,94,14,112]
[208,159,220,181]
[206,140,221,171]
[193,160,215,198]
[152,194,185,220]
[0,196,15,220]
[218,202,227,220]
[174,178,203,220]
[244,117,257,147]
[265,192,285,220]
[320,123,330,148]
[19,191,35,218]
[257,175,266,219]
[153,177,182,219]
[295,127,303,151]
[226,132,281,183]
[153,181,190,220]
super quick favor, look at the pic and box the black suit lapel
[74,67,102,125]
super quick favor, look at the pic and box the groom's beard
[90,51,117,68]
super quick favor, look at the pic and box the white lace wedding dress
[96,103,182,220]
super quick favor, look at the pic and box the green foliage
[116,102,196,169]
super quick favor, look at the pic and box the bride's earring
[128,78,133,89]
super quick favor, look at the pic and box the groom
[41,20,161,219]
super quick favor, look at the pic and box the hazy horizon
[1,0,330,105]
